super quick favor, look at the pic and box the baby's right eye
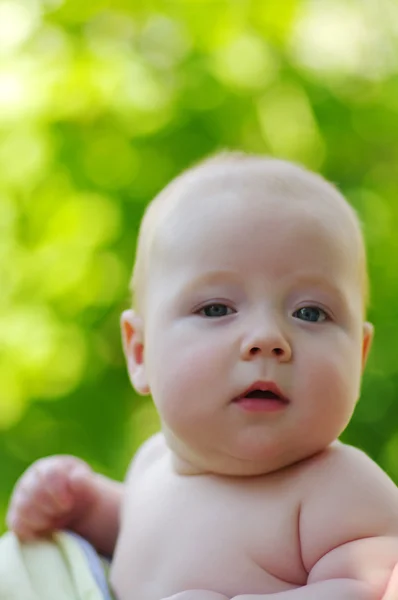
[198,303,235,318]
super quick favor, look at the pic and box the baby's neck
[163,427,334,478]
[170,451,209,476]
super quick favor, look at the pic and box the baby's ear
[120,309,150,395]
[361,321,374,371]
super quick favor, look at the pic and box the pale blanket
[0,531,113,600]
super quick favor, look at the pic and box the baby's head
[122,153,373,476]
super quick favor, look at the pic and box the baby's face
[128,167,373,476]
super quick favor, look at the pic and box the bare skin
[7,157,398,600]
[9,435,398,600]
[111,434,398,600]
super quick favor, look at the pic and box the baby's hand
[7,455,99,541]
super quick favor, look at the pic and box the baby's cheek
[331,343,362,394]
[307,345,361,419]
[161,331,223,384]
[150,340,225,425]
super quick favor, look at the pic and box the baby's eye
[293,306,328,323]
[198,303,234,318]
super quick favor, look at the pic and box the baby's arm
[230,569,394,600]
[230,445,398,600]
[7,455,123,556]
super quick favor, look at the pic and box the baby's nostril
[273,347,284,356]
[249,347,261,355]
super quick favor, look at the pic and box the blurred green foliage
[1,0,398,528]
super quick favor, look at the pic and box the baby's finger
[7,500,54,536]
[41,457,93,506]
[27,459,74,509]
[14,486,70,521]
[8,516,42,541]
[68,464,96,499]
[8,509,65,542]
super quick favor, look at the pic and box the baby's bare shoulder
[125,433,168,482]
[301,441,397,500]
[298,442,398,570]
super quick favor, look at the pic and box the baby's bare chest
[111,463,307,600]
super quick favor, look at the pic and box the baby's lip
[233,380,289,404]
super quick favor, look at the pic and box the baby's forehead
[155,159,357,240]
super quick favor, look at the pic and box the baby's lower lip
[233,397,289,412]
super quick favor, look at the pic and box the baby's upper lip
[233,380,289,403]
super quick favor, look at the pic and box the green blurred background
[1,0,398,528]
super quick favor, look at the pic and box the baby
[7,153,398,600]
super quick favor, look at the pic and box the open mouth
[233,381,289,411]
[244,389,282,400]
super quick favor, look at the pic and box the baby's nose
[240,324,292,362]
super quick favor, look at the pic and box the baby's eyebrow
[290,274,350,305]
[176,271,243,301]
[184,272,344,292]
[183,269,239,287]
[292,274,340,290]
[182,270,240,291]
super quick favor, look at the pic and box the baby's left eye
[293,306,328,323]
[198,303,234,318]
